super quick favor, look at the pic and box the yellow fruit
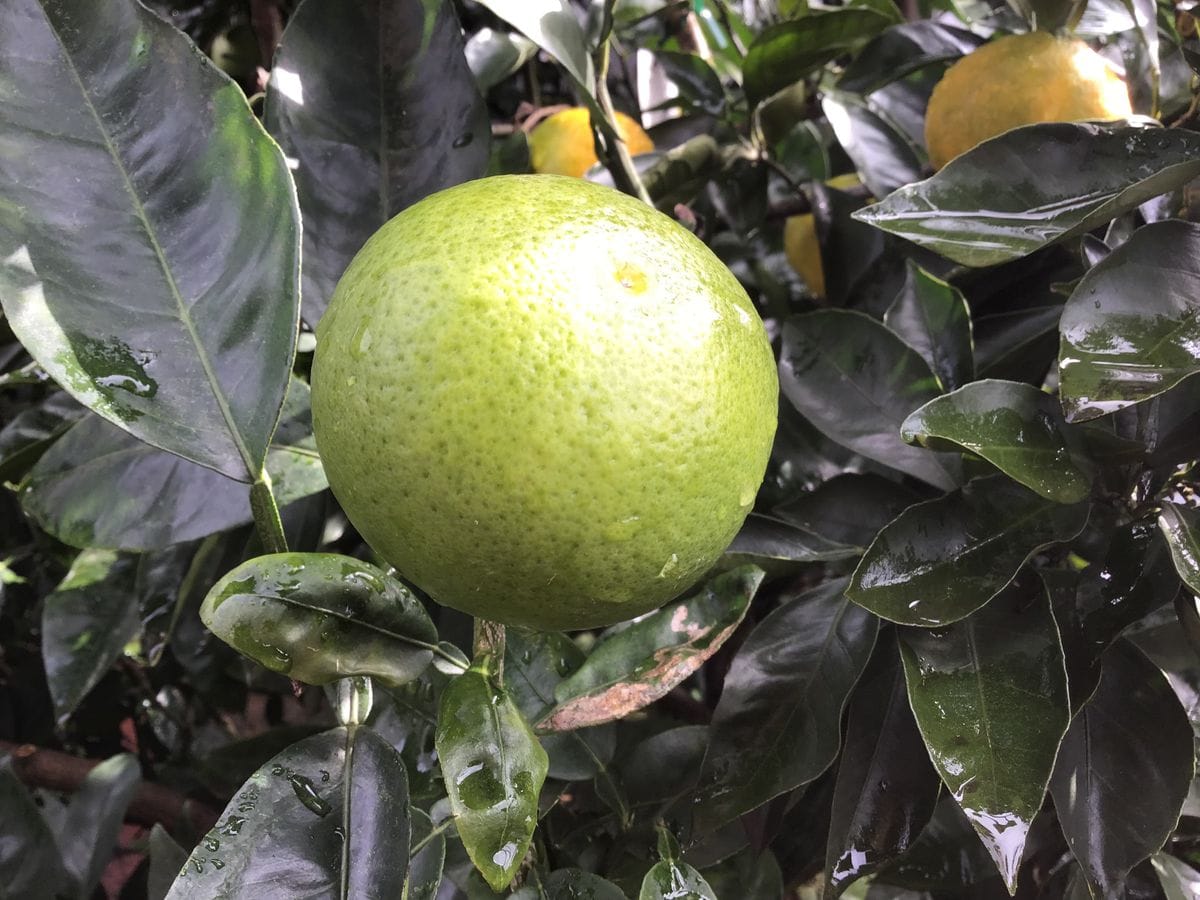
[925,31,1132,170]
[529,107,655,178]
[782,174,862,299]
[310,175,778,630]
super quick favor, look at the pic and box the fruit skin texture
[924,31,1132,169]
[310,175,779,630]
[529,107,655,178]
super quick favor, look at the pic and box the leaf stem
[250,469,289,554]
[593,41,653,206]
[336,676,374,726]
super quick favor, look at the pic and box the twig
[248,0,285,69]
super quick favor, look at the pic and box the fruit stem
[250,469,289,554]
[593,41,653,207]
[473,618,506,682]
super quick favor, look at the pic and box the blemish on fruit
[614,263,648,294]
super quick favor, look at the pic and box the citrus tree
[1,0,1200,897]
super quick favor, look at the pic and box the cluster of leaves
[2,0,1200,898]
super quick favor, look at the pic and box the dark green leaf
[436,656,548,892]
[539,567,762,732]
[200,553,438,687]
[901,381,1091,503]
[1059,220,1200,422]
[974,305,1064,383]
[655,51,727,116]
[1007,0,1087,32]
[475,0,594,92]
[504,629,616,782]
[265,0,489,322]
[136,542,200,667]
[1049,641,1194,897]
[41,550,138,725]
[513,870,627,900]
[695,578,879,830]
[620,725,709,808]
[724,514,861,568]
[1159,502,1200,595]
[147,824,188,900]
[773,473,922,553]
[742,10,893,105]
[780,310,960,491]
[875,797,1001,892]
[0,760,63,898]
[640,859,718,900]
[1152,853,1200,900]
[837,22,981,94]
[57,754,140,900]
[884,261,974,393]
[821,92,925,199]
[826,633,941,896]
[848,475,1090,626]
[465,27,537,92]
[855,125,1200,268]
[701,848,784,900]
[899,580,1070,893]
[0,0,299,480]
[167,726,410,898]
[407,808,446,900]
[22,378,325,550]
[0,391,83,482]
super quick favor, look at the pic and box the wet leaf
[701,847,784,900]
[619,725,709,809]
[1059,220,1200,422]
[884,261,974,393]
[826,633,941,896]
[899,580,1070,893]
[1049,640,1194,898]
[848,475,1090,626]
[41,550,139,725]
[1152,852,1200,900]
[0,759,64,898]
[57,754,140,900]
[742,9,894,105]
[875,797,1002,893]
[901,381,1092,503]
[512,869,627,900]
[695,578,879,830]
[436,655,548,892]
[821,91,925,199]
[0,391,84,483]
[406,808,446,900]
[465,27,537,92]
[475,0,593,92]
[0,0,299,480]
[166,726,410,898]
[855,124,1200,268]
[773,473,922,553]
[837,22,981,94]
[147,825,188,900]
[1159,501,1200,595]
[265,0,489,323]
[640,828,718,900]
[200,553,438,688]
[23,378,325,550]
[780,310,960,491]
[724,514,861,568]
[538,567,763,732]
[504,629,617,782]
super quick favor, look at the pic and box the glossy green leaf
[512,870,627,900]
[826,634,941,896]
[773,473,921,553]
[0,760,64,898]
[742,10,893,105]
[724,514,860,570]
[1153,853,1200,900]
[901,381,1091,503]
[695,578,879,830]
[0,0,299,480]
[779,310,960,491]
[855,124,1200,267]
[167,726,410,897]
[147,824,189,900]
[22,378,325,550]
[0,391,83,482]
[821,91,925,199]
[1049,641,1194,897]
[504,629,616,782]
[201,553,438,687]
[654,51,727,116]
[974,305,1064,383]
[1159,501,1200,595]
[57,754,140,900]
[41,550,138,725]
[701,848,784,900]
[406,808,446,900]
[640,859,718,900]
[837,22,981,94]
[875,798,1000,893]
[465,27,537,92]
[884,261,974,393]
[619,725,709,809]
[1059,220,1200,422]
[475,0,594,92]
[539,567,762,732]
[848,475,1090,626]
[899,580,1070,893]
[264,0,489,323]
[436,655,548,892]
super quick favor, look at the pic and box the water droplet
[96,373,156,396]
[219,815,246,835]
[204,837,220,852]
[452,132,474,148]
[456,762,506,810]
[290,774,333,816]
[349,319,373,359]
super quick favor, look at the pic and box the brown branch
[1,741,220,835]
[248,0,285,69]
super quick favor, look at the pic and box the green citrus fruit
[529,107,655,178]
[925,31,1132,169]
[310,175,778,630]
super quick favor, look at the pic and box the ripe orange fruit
[529,107,655,178]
